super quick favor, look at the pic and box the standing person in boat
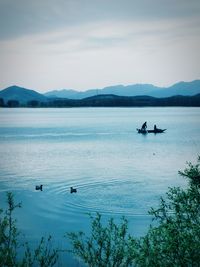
[154,124,157,131]
[141,122,147,130]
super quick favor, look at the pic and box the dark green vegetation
[68,156,200,266]
[44,94,200,107]
[0,192,58,267]
[68,214,135,266]
[0,94,200,108]
[1,157,200,266]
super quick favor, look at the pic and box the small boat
[137,128,148,134]
[137,128,166,134]
[147,129,166,133]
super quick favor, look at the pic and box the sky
[0,0,200,92]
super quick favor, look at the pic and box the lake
[0,107,199,265]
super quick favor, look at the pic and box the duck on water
[35,185,43,191]
[70,187,77,193]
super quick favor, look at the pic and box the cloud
[2,15,198,54]
[0,0,200,90]
[0,0,200,40]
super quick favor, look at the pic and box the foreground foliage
[68,157,200,267]
[1,157,200,266]
[134,185,200,266]
[179,155,200,187]
[0,192,58,267]
[68,214,136,266]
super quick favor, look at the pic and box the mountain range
[44,80,200,99]
[0,80,200,105]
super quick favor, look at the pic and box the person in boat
[141,122,147,130]
[154,124,157,131]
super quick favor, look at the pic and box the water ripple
[34,178,151,219]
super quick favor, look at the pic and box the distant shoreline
[1,105,200,108]
[1,94,200,108]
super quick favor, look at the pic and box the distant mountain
[44,89,84,99]
[150,80,200,97]
[0,85,48,104]
[1,80,200,105]
[44,84,161,99]
[1,88,200,107]
[44,80,200,99]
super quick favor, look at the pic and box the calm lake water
[0,107,200,265]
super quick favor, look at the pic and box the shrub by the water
[67,214,136,266]
[0,192,58,267]
[133,186,200,266]
[1,157,200,266]
[68,157,200,266]
[179,155,200,187]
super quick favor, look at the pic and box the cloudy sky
[0,0,200,92]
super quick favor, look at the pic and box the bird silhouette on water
[70,187,77,193]
[35,185,43,191]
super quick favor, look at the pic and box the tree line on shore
[1,93,200,108]
[1,157,200,266]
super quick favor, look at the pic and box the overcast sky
[0,0,200,92]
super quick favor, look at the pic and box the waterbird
[35,185,43,191]
[70,187,77,193]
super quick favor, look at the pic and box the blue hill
[44,80,200,99]
[0,85,48,104]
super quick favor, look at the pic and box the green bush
[1,157,200,266]
[179,155,200,187]
[68,157,200,267]
[67,213,136,267]
[0,192,58,267]
[134,185,200,266]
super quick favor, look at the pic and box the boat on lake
[137,128,166,134]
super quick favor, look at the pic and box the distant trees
[0,94,200,107]
[27,100,40,107]
[0,98,4,107]
[7,100,19,107]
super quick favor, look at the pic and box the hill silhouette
[0,85,47,104]
[0,82,200,107]
[44,80,200,99]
